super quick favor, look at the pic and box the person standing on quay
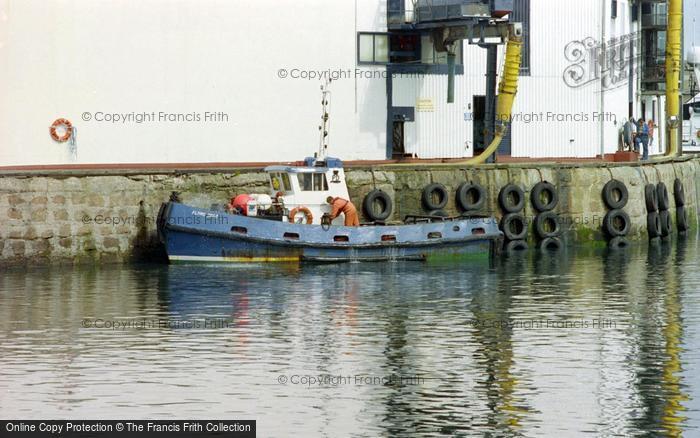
[638,118,650,160]
[622,118,633,151]
[630,118,639,152]
[647,119,655,152]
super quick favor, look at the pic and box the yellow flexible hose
[462,34,523,165]
[665,0,682,156]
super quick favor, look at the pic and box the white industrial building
[0,0,670,166]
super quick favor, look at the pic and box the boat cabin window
[297,173,329,191]
[270,173,292,193]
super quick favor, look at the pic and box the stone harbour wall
[0,157,698,265]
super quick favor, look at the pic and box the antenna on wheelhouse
[317,78,331,161]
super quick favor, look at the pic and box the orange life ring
[50,118,73,142]
[289,206,313,224]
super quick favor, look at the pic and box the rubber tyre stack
[602,179,630,249]
[673,178,689,233]
[656,182,672,238]
[532,181,562,252]
[644,184,660,239]
[499,184,528,253]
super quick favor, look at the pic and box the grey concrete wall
[1,158,698,265]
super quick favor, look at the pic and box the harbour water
[1,236,700,436]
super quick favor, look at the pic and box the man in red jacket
[326,196,360,226]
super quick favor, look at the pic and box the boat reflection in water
[0,238,698,435]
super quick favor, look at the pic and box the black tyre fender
[673,178,685,206]
[647,211,661,239]
[659,209,672,237]
[608,236,630,250]
[603,209,631,237]
[676,206,689,232]
[531,181,558,212]
[498,184,525,213]
[538,236,563,252]
[644,184,658,212]
[362,189,393,222]
[602,179,629,210]
[500,213,528,241]
[656,182,670,211]
[427,209,449,218]
[505,240,529,253]
[456,182,486,212]
[534,211,561,239]
[422,183,449,211]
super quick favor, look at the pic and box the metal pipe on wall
[447,52,456,103]
[484,45,498,163]
[600,0,606,159]
[665,0,683,156]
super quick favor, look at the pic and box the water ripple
[1,237,699,436]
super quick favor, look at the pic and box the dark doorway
[473,95,486,155]
[392,120,405,157]
[390,107,414,158]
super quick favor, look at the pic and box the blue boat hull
[158,202,503,263]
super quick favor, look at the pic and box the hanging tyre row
[644,183,662,239]
[361,176,689,248]
[498,184,528,252]
[643,178,688,240]
[418,181,490,217]
[531,181,562,252]
[602,179,631,249]
[361,180,492,222]
[674,178,689,233]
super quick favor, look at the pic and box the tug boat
[156,157,503,263]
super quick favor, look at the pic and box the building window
[390,34,421,64]
[510,0,530,75]
[358,32,463,67]
[358,33,389,64]
[612,0,618,19]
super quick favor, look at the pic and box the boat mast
[317,78,331,161]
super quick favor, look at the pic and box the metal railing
[388,0,506,26]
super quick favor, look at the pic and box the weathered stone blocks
[30,208,48,222]
[7,208,22,220]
